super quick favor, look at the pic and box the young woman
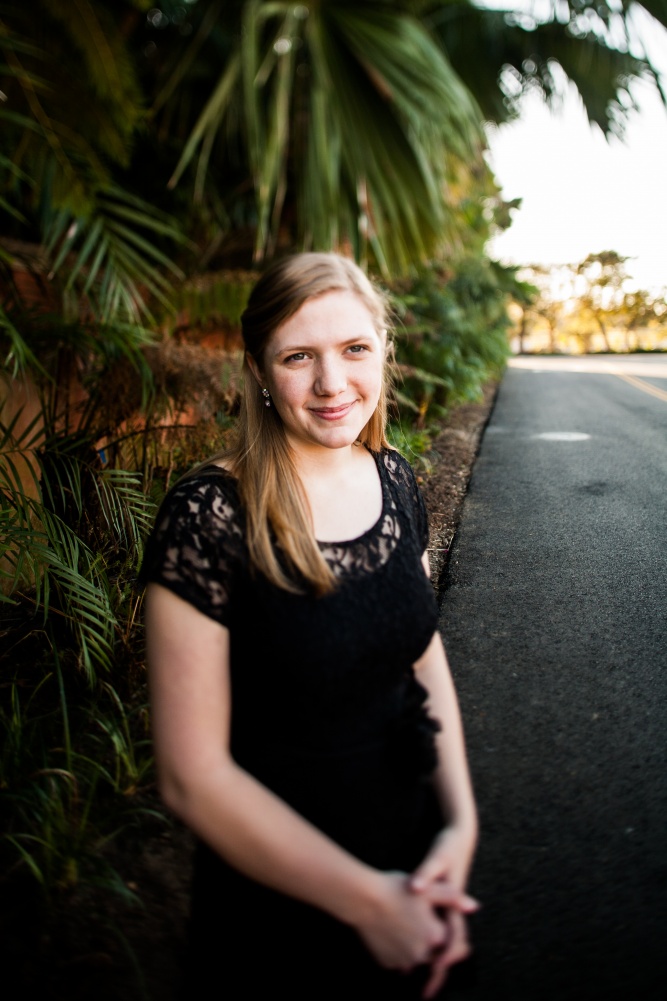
[142,253,478,1000]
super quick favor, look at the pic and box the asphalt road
[440,354,667,1001]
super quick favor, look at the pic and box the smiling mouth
[309,402,356,420]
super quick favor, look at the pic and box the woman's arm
[413,630,478,886]
[414,554,478,877]
[409,555,479,997]
[145,583,475,972]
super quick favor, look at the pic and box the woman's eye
[347,344,368,354]
[285,352,307,363]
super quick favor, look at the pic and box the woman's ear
[245,352,263,387]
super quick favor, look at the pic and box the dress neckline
[200,448,390,549]
[315,448,389,548]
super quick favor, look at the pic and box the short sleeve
[405,460,430,552]
[380,449,430,552]
[139,470,245,627]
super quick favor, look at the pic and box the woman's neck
[289,441,381,543]
[289,440,363,482]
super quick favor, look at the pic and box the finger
[410,853,450,892]
[442,931,472,969]
[422,949,450,1000]
[423,882,481,913]
[422,924,472,999]
[424,939,472,999]
[441,913,472,970]
[422,965,447,999]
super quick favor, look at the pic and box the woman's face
[250,289,385,456]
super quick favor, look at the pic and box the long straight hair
[209,253,392,595]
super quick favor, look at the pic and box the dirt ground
[3,382,498,1001]
[419,381,498,595]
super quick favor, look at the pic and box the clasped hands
[410,824,478,999]
[356,826,478,1000]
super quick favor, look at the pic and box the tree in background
[618,288,667,349]
[576,250,631,352]
[511,264,562,353]
[512,255,667,353]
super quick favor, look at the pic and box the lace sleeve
[140,469,245,627]
[383,450,430,552]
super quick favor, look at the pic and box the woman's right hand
[353,870,478,972]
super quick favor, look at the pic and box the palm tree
[154,0,486,274]
[0,0,185,326]
[3,1,665,292]
[153,0,666,274]
[426,0,667,137]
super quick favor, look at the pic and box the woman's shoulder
[156,465,242,529]
[140,466,246,623]
[376,446,419,492]
[149,465,246,561]
[144,466,245,574]
[375,447,429,551]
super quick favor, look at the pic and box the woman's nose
[314,357,346,396]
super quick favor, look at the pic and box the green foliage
[166,0,485,273]
[390,257,513,425]
[387,421,435,472]
[0,302,44,379]
[0,6,186,326]
[171,270,257,328]
[44,185,187,324]
[0,416,153,682]
[1,662,160,901]
[0,295,162,903]
[0,0,143,208]
[430,1,666,137]
[0,418,161,901]
[89,683,154,797]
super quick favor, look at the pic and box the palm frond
[0,304,46,378]
[0,414,153,682]
[430,2,661,133]
[1,506,117,682]
[165,0,485,273]
[152,0,226,116]
[168,50,242,194]
[39,518,117,680]
[92,468,155,555]
[536,21,645,136]
[39,0,143,141]
[44,185,187,323]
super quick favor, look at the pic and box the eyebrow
[272,334,378,359]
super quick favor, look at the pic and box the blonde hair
[214,252,392,595]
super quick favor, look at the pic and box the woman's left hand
[410,824,477,896]
[422,908,472,999]
[410,630,479,996]
[409,825,479,999]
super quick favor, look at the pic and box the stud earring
[261,387,271,407]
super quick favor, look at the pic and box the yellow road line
[612,371,667,404]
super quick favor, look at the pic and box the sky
[481,4,667,293]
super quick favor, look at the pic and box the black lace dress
[141,448,444,999]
